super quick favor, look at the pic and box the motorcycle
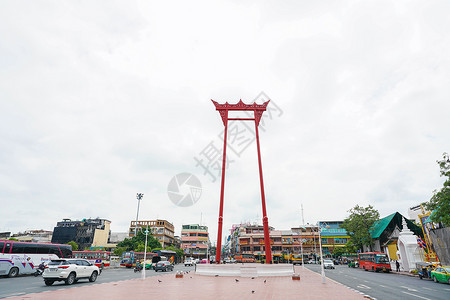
[34,268,44,277]
[134,264,142,273]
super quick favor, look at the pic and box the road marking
[421,287,433,291]
[357,284,371,289]
[402,291,431,300]
[379,285,387,288]
[400,285,418,292]
[364,280,369,283]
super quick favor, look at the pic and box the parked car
[199,259,208,264]
[307,259,316,264]
[184,259,195,267]
[323,259,335,269]
[154,261,174,272]
[42,259,99,286]
[430,266,450,284]
[223,258,237,264]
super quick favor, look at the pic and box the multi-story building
[291,224,319,259]
[229,222,350,262]
[129,220,175,248]
[181,224,209,259]
[12,230,53,243]
[51,218,115,250]
[317,221,349,255]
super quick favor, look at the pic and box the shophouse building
[129,219,175,248]
[317,221,350,256]
[229,222,351,262]
[181,224,209,259]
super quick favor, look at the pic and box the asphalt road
[0,264,195,299]
[305,264,450,300]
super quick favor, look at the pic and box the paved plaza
[6,266,367,300]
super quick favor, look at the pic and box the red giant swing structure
[212,99,273,264]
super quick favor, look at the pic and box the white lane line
[421,287,433,291]
[357,284,371,289]
[379,285,387,288]
[364,280,369,283]
[400,285,418,292]
[402,291,432,300]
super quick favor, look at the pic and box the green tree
[333,247,345,256]
[116,227,161,252]
[332,247,345,257]
[342,205,380,252]
[67,241,78,251]
[424,152,450,226]
[344,240,357,254]
[113,246,127,257]
[8,238,18,241]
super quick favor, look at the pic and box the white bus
[0,240,72,277]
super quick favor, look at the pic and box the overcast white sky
[1,0,449,244]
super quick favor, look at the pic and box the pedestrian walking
[396,260,400,272]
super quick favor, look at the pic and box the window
[334,238,347,244]
[0,242,4,253]
[36,245,50,254]
[11,243,26,254]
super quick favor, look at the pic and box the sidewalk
[6,266,367,300]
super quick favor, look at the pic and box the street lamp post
[300,238,307,270]
[135,193,143,237]
[299,226,306,269]
[317,222,329,284]
[142,228,149,280]
[318,227,325,283]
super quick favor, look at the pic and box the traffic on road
[305,264,450,300]
[0,264,194,299]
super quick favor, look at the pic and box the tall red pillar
[212,99,272,264]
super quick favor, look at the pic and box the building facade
[129,220,175,248]
[228,222,350,262]
[181,224,209,259]
[51,218,114,250]
[12,230,53,243]
[318,221,349,256]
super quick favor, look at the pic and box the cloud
[0,1,449,245]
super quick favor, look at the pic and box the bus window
[11,243,26,254]
[49,245,60,256]
[4,243,11,254]
[36,245,50,254]
[59,245,72,258]
[0,242,4,253]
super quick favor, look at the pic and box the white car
[323,259,335,269]
[184,259,195,266]
[43,258,100,286]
